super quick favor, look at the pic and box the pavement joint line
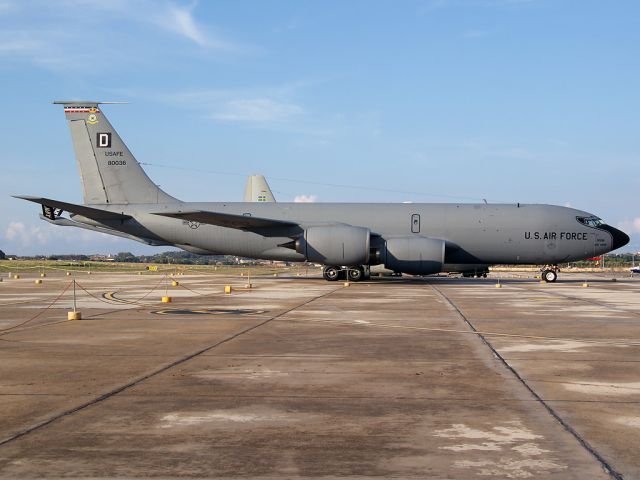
[508,283,640,317]
[283,317,640,348]
[0,286,340,449]
[429,282,624,480]
[528,379,640,390]
[2,392,638,405]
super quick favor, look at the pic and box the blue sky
[1,0,638,255]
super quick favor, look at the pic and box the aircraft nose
[600,225,630,250]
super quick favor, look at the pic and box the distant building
[89,255,115,262]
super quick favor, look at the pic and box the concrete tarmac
[0,270,639,478]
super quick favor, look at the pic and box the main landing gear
[322,266,368,282]
[540,265,559,283]
[322,266,341,281]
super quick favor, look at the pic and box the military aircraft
[15,101,629,282]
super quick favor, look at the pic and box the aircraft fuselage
[86,201,622,265]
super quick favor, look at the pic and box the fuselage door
[411,214,420,233]
[594,230,608,255]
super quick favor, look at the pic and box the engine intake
[383,236,445,275]
[296,225,370,265]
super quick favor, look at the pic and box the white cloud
[5,221,48,245]
[294,194,318,203]
[166,3,208,45]
[617,217,640,235]
[53,1,219,48]
[461,30,489,39]
[5,221,26,241]
[151,2,228,48]
[0,1,243,71]
[4,220,121,249]
[0,33,43,54]
[210,98,303,124]
[163,86,308,128]
[420,0,536,14]
[0,0,17,15]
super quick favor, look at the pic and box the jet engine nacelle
[296,225,370,265]
[382,236,445,275]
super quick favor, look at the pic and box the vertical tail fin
[243,174,276,202]
[54,101,177,205]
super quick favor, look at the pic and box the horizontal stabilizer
[39,214,168,246]
[154,210,301,236]
[14,196,131,221]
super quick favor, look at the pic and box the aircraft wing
[154,210,302,236]
[14,195,131,221]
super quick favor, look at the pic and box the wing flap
[154,210,301,236]
[14,196,131,221]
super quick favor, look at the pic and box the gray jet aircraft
[15,101,629,282]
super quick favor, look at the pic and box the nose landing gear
[540,265,559,282]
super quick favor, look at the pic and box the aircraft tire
[542,269,558,283]
[347,266,364,282]
[323,266,340,281]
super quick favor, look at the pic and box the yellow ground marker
[161,296,172,303]
[582,283,589,288]
[224,285,233,294]
[171,281,179,286]
[34,279,42,285]
[67,311,82,320]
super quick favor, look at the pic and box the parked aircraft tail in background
[243,174,276,202]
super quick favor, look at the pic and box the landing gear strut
[540,265,559,283]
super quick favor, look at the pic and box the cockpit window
[576,216,604,228]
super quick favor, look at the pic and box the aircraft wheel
[323,266,340,281]
[347,266,364,282]
[542,269,558,283]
